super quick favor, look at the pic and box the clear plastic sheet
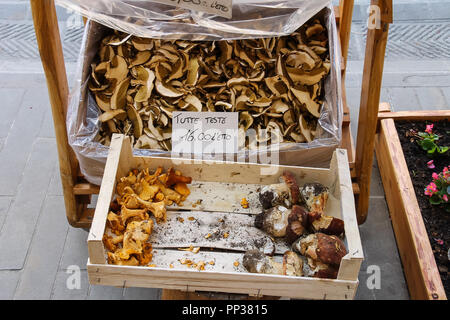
[57,0,332,41]
[66,4,342,185]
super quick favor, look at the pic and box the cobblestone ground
[0,0,449,300]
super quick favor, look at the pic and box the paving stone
[0,271,21,299]
[14,196,68,299]
[51,269,89,300]
[0,139,57,270]
[370,158,385,198]
[59,227,89,271]
[47,164,63,196]
[38,108,55,138]
[123,287,161,300]
[0,88,48,196]
[88,285,124,300]
[0,196,12,234]
[0,88,25,137]
[415,87,449,110]
[0,3,29,20]
[388,87,421,112]
[355,198,409,300]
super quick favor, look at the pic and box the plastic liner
[57,0,332,41]
[66,5,342,185]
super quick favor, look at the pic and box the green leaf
[437,146,448,154]
[430,195,442,205]
[420,139,436,151]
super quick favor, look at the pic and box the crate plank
[149,210,290,255]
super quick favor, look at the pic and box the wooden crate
[375,108,449,300]
[87,134,363,299]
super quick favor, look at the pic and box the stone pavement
[0,0,449,300]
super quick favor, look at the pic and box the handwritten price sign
[150,0,232,19]
[172,112,238,154]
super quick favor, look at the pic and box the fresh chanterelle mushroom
[90,17,331,149]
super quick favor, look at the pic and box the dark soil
[395,120,450,297]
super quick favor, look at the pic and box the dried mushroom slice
[90,17,331,149]
[111,77,130,110]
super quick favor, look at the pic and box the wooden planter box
[87,134,363,299]
[375,109,450,300]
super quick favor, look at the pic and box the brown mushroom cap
[281,171,300,205]
[316,233,347,266]
[308,211,345,236]
[294,232,347,267]
[285,205,309,244]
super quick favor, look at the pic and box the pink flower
[443,194,448,202]
[425,124,434,133]
[435,238,444,245]
[444,166,450,178]
[432,172,439,180]
[424,182,438,196]
[427,160,435,169]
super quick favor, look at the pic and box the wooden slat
[355,0,392,224]
[375,119,446,300]
[378,102,391,113]
[88,134,130,264]
[377,110,450,122]
[73,183,100,195]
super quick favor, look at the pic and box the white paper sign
[172,112,238,154]
[150,0,233,19]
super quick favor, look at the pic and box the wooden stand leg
[355,0,392,224]
[30,0,80,226]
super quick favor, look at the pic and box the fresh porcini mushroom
[285,205,309,244]
[255,206,291,237]
[282,251,304,276]
[292,233,347,279]
[307,211,345,236]
[243,250,303,276]
[300,182,329,213]
[243,249,282,275]
[259,171,300,209]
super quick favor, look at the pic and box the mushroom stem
[259,171,300,209]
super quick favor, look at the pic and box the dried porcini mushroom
[258,171,300,209]
[243,249,303,276]
[90,17,331,150]
[103,167,192,266]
